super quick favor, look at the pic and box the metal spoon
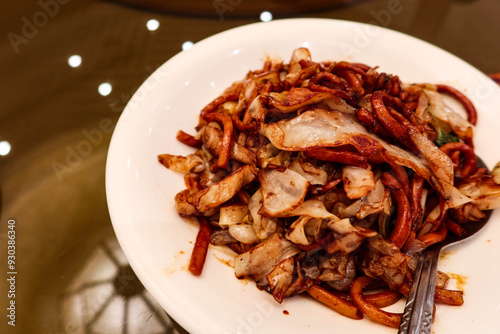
[398,159,492,334]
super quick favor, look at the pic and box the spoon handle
[398,246,441,334]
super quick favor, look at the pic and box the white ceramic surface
[106,18,500,334]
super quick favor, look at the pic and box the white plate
[106,18,500,334]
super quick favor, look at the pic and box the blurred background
[1,0,499,333]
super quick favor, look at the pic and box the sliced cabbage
[319,253,356,291]
[259,168,310,217]
[266,257,295,303]
[492,162,500,184]
[248,189,278,239]
[340,177,391,219]
[324,218,377,254]
[342,165,375,199]
[289,47,311,75]
[286,217,322,245]
[282,199,338,219]
[425,90,474,145]
[158,153,205,173]
[256,143,292,168]
[359,234,408,290]
[289,159,328,185]
[417,204,443,237]
[458,174,500,210]
[403,121,471,207]
[193,164,258,212]
[284,47,312,86]
[219,204,249,228]
[229,224,259,244]
[234,233,300,283]
[248,89,356,120]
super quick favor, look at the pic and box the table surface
[1,0,499,333]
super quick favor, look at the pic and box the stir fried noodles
[158,48,500,328]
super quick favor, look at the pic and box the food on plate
[158,48,500,328]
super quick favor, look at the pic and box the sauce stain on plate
[447,273,468,291]
[440,249,457,261]
[213,253,234,268]
[164,250,189,275]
